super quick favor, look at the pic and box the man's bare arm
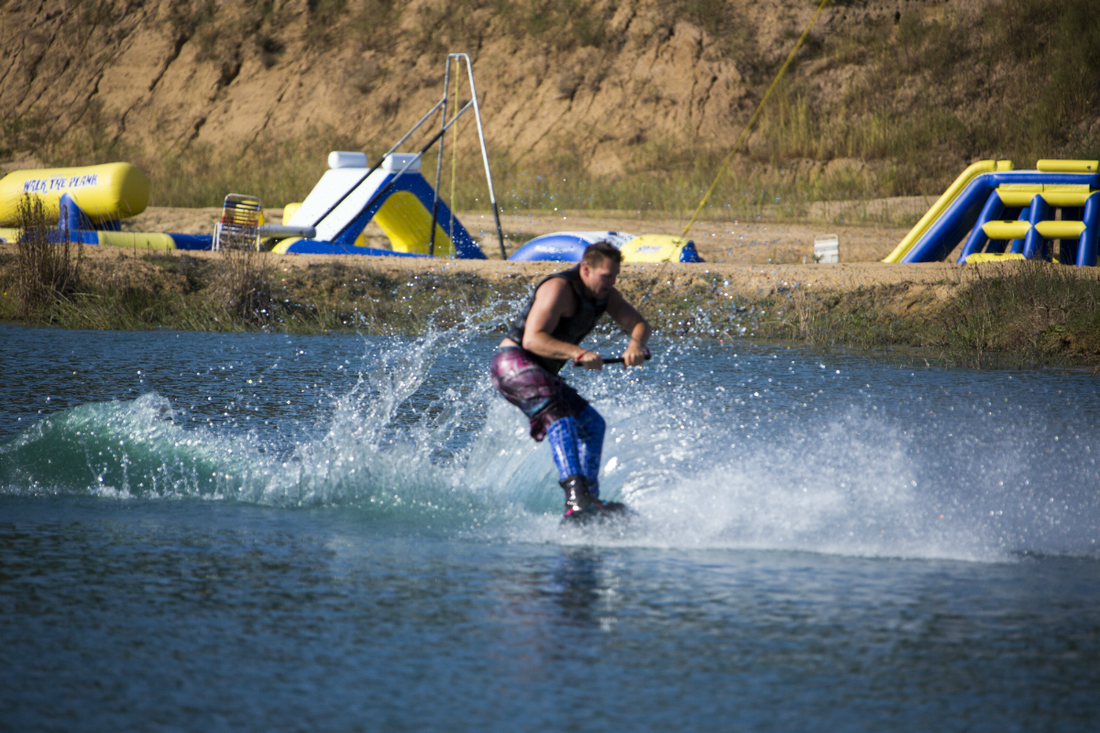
[606,289,651,367]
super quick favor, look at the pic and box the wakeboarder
[489,241,651,519]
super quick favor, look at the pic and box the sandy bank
[5,209,1100,368]
[127,206,915,264]
[102,206,957,300]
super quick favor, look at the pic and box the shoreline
[3,211,1100,369]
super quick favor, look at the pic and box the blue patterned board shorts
[489,347,588,442]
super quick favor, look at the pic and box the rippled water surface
[2,323,1098,732]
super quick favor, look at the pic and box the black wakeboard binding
[560,475,628,522]
[560,474,596,517]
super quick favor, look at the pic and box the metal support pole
[327,53,503,259]
[331,101,474,242]
[453,53,506,259]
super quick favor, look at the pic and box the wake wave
[3,328,1099,562]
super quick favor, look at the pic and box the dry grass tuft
[14,195,82,315]
[212,240,272,324]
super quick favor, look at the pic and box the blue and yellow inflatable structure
[0,155,483,258]
[274,151,483,259]
[884,159,1100,266]
[508,230,703,263]
[0,162,149,226]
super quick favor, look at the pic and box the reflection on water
[549,548,616,629]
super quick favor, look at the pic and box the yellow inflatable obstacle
[619,234,700,263]
[0,162,150,226]
[884,159,1100,266]
[374,190,456,256]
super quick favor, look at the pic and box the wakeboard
[561,501,634,528]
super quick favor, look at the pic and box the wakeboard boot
[559,475,630,524]
[560,475,597,519]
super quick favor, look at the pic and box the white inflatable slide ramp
[286,152,482,258]
[286,151,380,239]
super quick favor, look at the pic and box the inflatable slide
[274,151,483,259]
[884,160,1100,266]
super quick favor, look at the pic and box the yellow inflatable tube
[996,184,1093,208]
[620,234,694,263]
[0,162,150,226]
[964,252,1026,264]
[1036,159,1099,174]
[0,226,175,249]
[94,231,177,249]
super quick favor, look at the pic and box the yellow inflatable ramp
[374,191,456,257]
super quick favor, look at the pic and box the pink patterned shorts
[489,347,588,441]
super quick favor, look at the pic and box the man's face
[580,257,620,298]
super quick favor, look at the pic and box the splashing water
[2,320,1099,562]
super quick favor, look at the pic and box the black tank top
[505,266,609,374]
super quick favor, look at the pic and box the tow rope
[682,0,831,238]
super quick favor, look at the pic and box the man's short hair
[582,241,622,267]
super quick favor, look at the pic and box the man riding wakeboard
[489,241,652,520]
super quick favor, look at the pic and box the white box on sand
[814,234,839,263]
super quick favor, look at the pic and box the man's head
[579,241,622,298]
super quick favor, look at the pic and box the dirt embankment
[3,0,1097,208]
[0,0,895,172]
[117,204,942,310]
[4,1,1099,366]
[109,208,944,293]
[6,204,928,294]
[124,203,916,262]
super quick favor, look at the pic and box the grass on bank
[12,195,82,317]
[941,262,1100,368]
[2,246,1099,368]
[0,248,533,335]
[759,262,1100,368]
[612,260,1100,369]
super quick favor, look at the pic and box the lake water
[1,322,1098,732]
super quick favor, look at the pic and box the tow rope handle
[572,352,652,367]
